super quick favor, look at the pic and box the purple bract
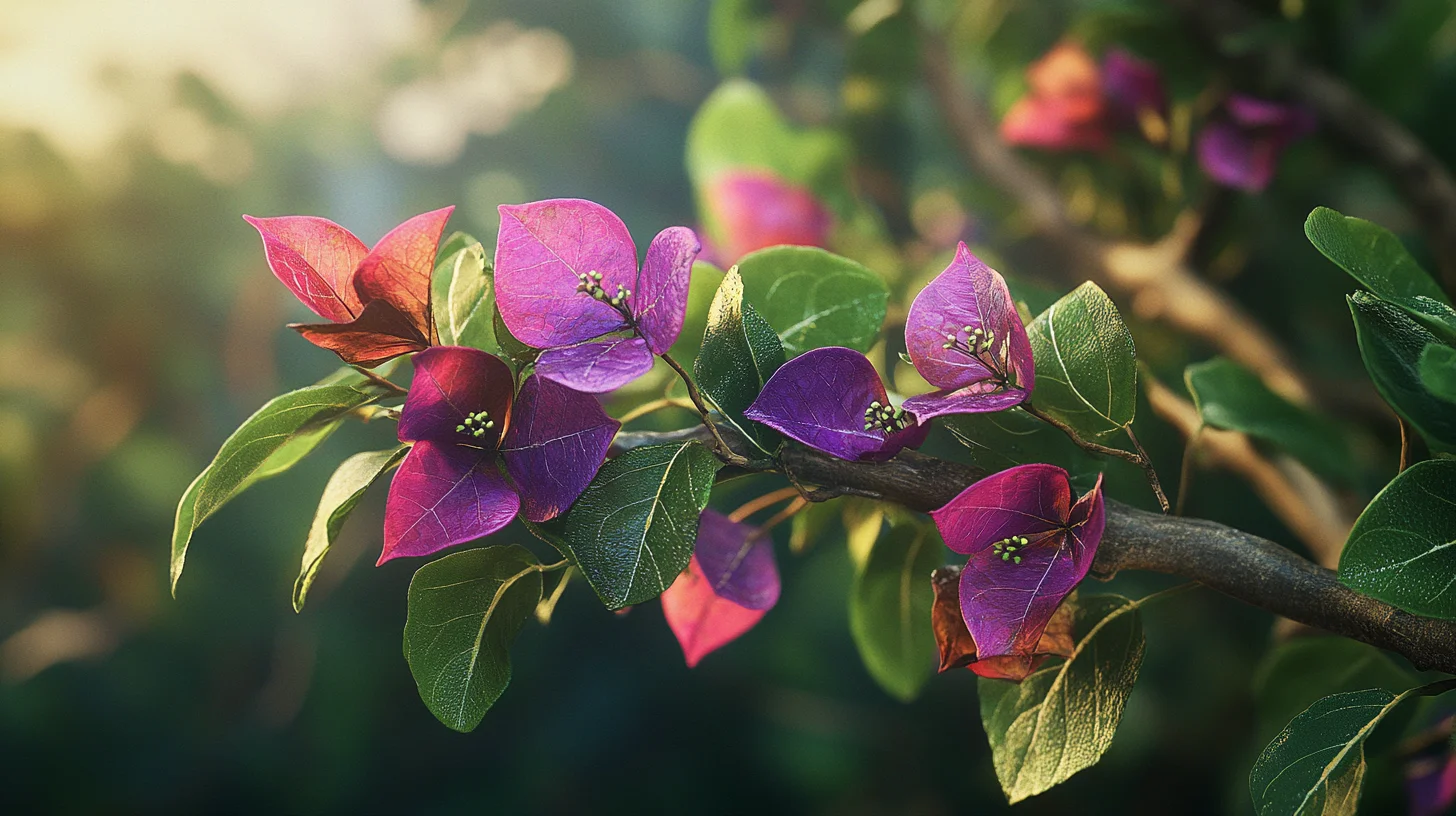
[1197,94,1316,192]
[1102,49,1167,132]
[744,347,927,462]
[493,199,700,392]
[902,243,1034,421]
[661,510,781,666]
[380,346,619,563]
[930,464,1105,663]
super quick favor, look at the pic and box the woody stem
[351,365,408,395]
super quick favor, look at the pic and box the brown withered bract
[931,565,1078,682]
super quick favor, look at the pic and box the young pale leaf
[170,375,388,594]
[979,594,1145,804]
[694,267,785,454]
[734,246,889,357]
[441,235,497,352]
[558,442,723,609]
[848,517,942,702]
[1252,636,1415,746]
[1185,357,1354,481]
[1025,282,1138,438]
[403,545,542,732]
[293,447,406,612]
[1421,343,1456,402]
[1348,292,1456,452]
[431,231,473,340]
[1249,683,1456,816]
[1339,460,1456,619]
[1305,207,1454,335]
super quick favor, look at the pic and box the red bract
[661,510,780,666]
[493,198,700,393]
[1000,41,1108,151]
[930,464,1104,667]
[380,346,618,564]
[704,171,832,264]
[244,207,453,367]
[902,243,1034,421]
[744,347,928,462]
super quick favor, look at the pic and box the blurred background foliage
[2,0,1454,812]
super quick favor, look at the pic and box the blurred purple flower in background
[1197,95,1316,192]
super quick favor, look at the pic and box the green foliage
[436,232,497,352]
[553,442,722,609]
[847,514,941,701]
[1421,343,1456,402]
[403,545,543,732]
[734,246,889,357]
[978,594,1146,804]
[1348,291,1456,452]
[294,447,406,612]
[1251,637,1414,746]
[170,372,389,594]
[707,0,766,76]
[1025,282,1139,439]
[945,407,1103,486]
[1185,357,1354,481]
[1305,207,1451,313]
[694,267,785,454]
[1249,683,1455,816]
[492,305,539,369]
[668,261,726,365]
[1339,459,1456,619]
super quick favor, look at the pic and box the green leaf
[734,246,889,357]
[667,261,726,365]
[437,232,497,352]
[1252,637,1415,746]
[1249,681,1456,816]
[979,594,1146,804]
[1338,459,1456,619]
[170,374,387,594]
[945,407,1104,485]
[1421,343,1456,402]
[293,446,406,612]
[694,266,785,454]
[708,0,766,76]
[1026,282,1138,439]
[1305,207,1450,311]
[1348,291,1456,452]
[492,305,539,368]
[1185,357,1354,481]
[556,442,723,609]
[848,515,941,702]
[403,545,543,732]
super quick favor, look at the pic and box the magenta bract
[661,510,780,666]
[931,464,1105,663]
[902,244,1034,421]
[1196,94,1315,192]
[744,347,926,462]
[380,346,618,563]
[704,171,833,264]
[245,207,453,367]
[1102,49,1166,129]
[493,199,700,391]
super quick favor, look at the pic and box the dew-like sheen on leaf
[734,246,888,357]
[695,267,786,455]
[403,545,542,732]
[1338,459,1456,620]
[1348,291,1456,452]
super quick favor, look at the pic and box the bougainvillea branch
[614,425,1456,675]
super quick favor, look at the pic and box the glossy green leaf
[848,515,941,702]
[979,594,1145,804]
[734,246,889,357]
[403,545,542,732]
[945,407,1103,485]
[492,305,539,368]
[557,442,723,609]
[1186,357,1354,481]
[1252,637,1414,745]
[1339,459,1456,619]
[667,261,726,365]
[430,231,474,341]
[1026,282,1138,439]
[1348,291,1456,452]
[170,374,388,594]
[293,446,406,612]
[694,266,785,454]
[1250,681,1456,816]
[438,233,497,352]
[1306,207,1450,312]
[1421,343,1456,402]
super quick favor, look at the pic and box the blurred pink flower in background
[1196,94,1315,192]
[703,170,832,264]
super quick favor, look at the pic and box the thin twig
[1124,425,1171,513]
[745,497,809,544]
[1175,425,1204,516]
[617,397,698,426]
[729,487,803,523]
[658,352,746,466]
[1398,415,1411,474]
[1021,403,1170,511]
[351,365,408,395]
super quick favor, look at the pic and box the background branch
[1166,0,1456,297]
[613,427,1456,675]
